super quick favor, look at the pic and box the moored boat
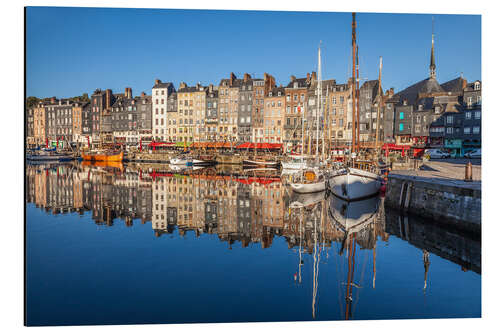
[243,159,280,168]
[27,149,73,162]
[82,151,123,162]
[327,167,382,201]
[290,167,327,194]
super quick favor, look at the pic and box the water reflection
[25,162,481,323]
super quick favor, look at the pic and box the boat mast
[316,42,322,160]
[351,13,357,154]
[356,45,360,152]
[375,56,383,156]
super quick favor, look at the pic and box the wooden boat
[327,167,382,201]
[82,151,123,162]
[81,160,124,171]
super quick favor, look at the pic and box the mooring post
[465,161,473,182]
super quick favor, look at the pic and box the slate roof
[286,77,309,89]
[153,81,175,89]
[392,77,444,105]
[440,77,466,93]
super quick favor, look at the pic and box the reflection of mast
[344,233,357,320]
[312,208,320,319]
[423,250,430,292]
[373,224,377,289]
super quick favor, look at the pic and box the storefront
[444,139,462,157]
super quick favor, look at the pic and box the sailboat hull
[291,181,326,194]
[327,167,382,201]
[281,161,307,170]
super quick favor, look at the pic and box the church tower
[430,17,436,79]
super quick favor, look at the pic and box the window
[475,111,481,119]
[464,127,471,134]
[399,112,404,120]
[446,127,453,134]
[446,116,453,124]
[473,126,480,134]
[466,111,471,119]
[399,123,404,131]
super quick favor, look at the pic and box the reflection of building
[26,164,389,254]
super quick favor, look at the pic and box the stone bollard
[464,161,473,182]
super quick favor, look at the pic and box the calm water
[25,162,481,326]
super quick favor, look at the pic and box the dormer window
[269,92,272,97]
[418,104,423,111]
[294,82,298,89]
[474,82,480,91]
[278,91,281,96]
[435,106,441,113]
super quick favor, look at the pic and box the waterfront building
[33,102,47,146]
[177,82,198,143]
[326,82,352,149]
[284,74,311,150]
[26,108,35,146]
[238,73,254,142]
[71,101,90,146]
[109,88,141,147]
[263,86,286,143]
[252,73,276,143]
[45,98,75,148]
[192,83,208,142]
[205,85,218,141]
[307,75,334,152]
[152,79,175,142]
[218,73,241,143]
[358,80,383,143]
[460,80,481,153]
[136,92,153,143]
[166,92,178,142]
[90,89,115,146]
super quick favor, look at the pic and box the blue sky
[26,7,481,98]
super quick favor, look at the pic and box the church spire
[430,17,436,79]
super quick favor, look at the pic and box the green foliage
[26,96,39,108]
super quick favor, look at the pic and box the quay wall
[385,174,481,233]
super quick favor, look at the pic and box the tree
[26,96,40,108]
[81,93,89,102]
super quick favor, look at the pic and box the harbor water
[25,162,481,326]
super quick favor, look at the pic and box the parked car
[424,149,451,159]
[464,149,481,159]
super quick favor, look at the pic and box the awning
[148,142,175,147]
[236,142,283,150]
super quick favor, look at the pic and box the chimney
[50,97,56,104]
[141,91,146,97]
[462,79,467,90]
[290,75,296,82]
[155,79,160,86]
[209,84,213,93]
[179,82,187,89]
[230,72,236,86]
[390,87,394,97]
[105,89,112,109]
[244,73,251,82]
[196,82,200,90]
[311,71,317,81]
[307,73,310,81]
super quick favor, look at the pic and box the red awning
[148,142,175,147]
[236,142,283,150]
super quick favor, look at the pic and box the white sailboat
[326,14,382,201]
[290,43,328,193]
